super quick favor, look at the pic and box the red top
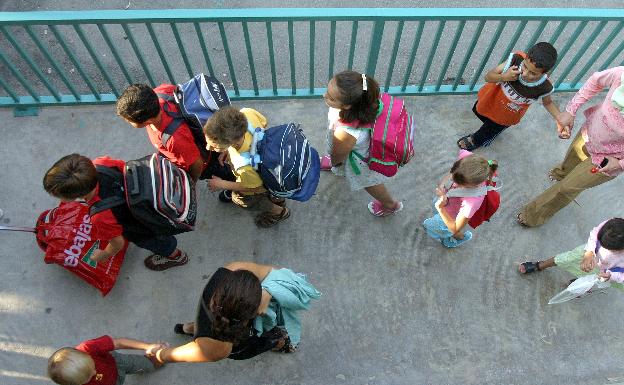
[75,335,118,385]
[148,84,202,172]
[88,157,125,240]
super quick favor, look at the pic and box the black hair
[116,84,160,123]
[207,270,262,343]
[331,70,380,125]
[597,218,624,251]
[527,42,558,73]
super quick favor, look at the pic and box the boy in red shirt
[457,42,568,151]
[47,335,165,385]
[43,154,188,271]
[116,83,235,184]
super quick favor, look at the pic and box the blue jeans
[133,235,177,257]
[423,198,473,248]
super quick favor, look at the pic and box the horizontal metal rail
[0,8,623,109]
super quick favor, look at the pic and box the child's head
[450,155,497,187]
[523,42,558,81]
[598,218,624,251]
[48,347,96,385]
[43,154,98,200]
[116,84,160,127]
[324,70,380,124]
[203,107,247,151]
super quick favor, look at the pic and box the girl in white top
[519,218,624,290]
[321,70,403,216]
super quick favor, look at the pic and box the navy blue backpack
[235,122,320,202]
[156,74,230,158]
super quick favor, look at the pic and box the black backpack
[90,154,197,236]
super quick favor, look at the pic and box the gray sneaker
[144,249,189,271]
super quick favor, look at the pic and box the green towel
[253,268,321,346]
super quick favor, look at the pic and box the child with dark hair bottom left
[47,335,167,385]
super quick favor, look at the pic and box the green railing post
[347,21,358,71]
[146,23,176,84]
[384,20,404,92]
[309,21,315,94]
[419,20,445,91]
[401,21,425,92]
[365,20,385,77]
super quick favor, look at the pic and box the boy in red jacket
[48,335,166,385]
[43,154,188,271]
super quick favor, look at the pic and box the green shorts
[554,245,624,290]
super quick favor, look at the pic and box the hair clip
[487,160,493,166]
[362,73,367,92]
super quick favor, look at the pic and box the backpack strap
[91,166,127,216]
[90,196,126,216]
[445,185,488,198]
[156,94,186,147]
[233,122,264,170]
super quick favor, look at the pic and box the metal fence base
[13,106,39,117]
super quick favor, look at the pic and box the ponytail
[487,159,498,180]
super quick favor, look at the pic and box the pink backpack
[351,93,415,177]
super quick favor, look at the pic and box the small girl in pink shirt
[519,218,624,290]
[424,150,497,248]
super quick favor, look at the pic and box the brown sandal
[255,207,290,228]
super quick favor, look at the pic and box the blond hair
[450,155,497,186]
[48,348,94,385]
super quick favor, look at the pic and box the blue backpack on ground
[156,74,230,159]
[239,122,320,202]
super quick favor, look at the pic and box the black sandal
[457,134,478,151]
[174,323,194,336]
[519,261,542,274]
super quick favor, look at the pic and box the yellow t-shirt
[228,108,267,192]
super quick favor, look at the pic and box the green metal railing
[0,8,623,111]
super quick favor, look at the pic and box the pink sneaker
[367,200,404,217]
[320,155,332,171]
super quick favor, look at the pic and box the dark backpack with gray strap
[90,154,197,236]
[156,74,230,159]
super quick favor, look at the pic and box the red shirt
[149,84,202,172]
[75,335,118,385]
[88,157,125,241]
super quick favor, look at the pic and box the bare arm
[542,95,562,120]
[485,62,520,83]
[112,337,165,353]
[435,198,469,235]
[155,338,231,363]
[188,158,205,182]
[224,261,275,281]
[329,129,357,167]
[91,236,125,262]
